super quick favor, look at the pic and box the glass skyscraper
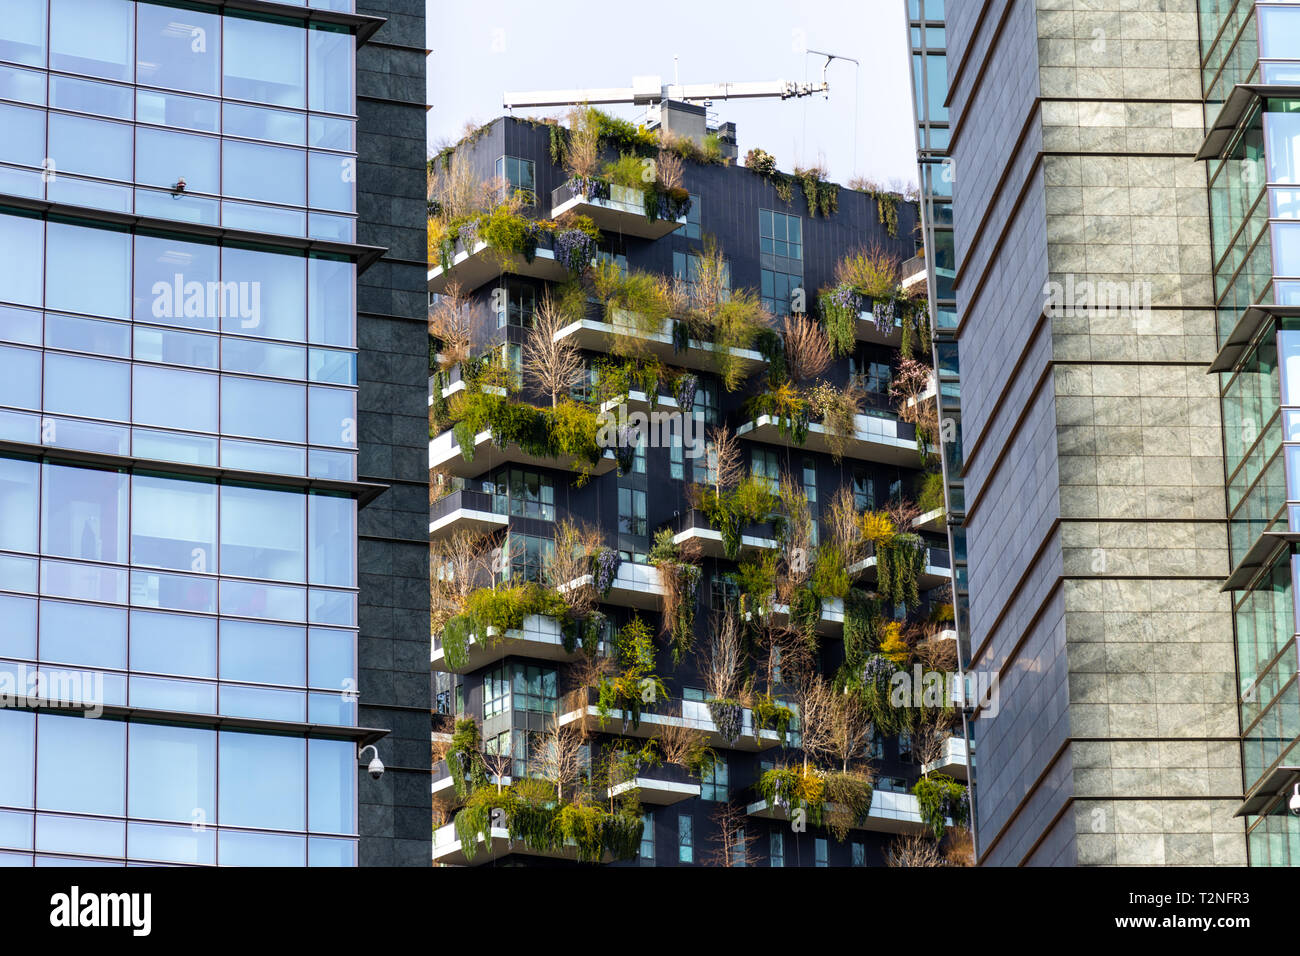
[1199,0,1300,864]
[0,0,429,866]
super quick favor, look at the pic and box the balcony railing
[550,180,687,240]
[735,412,918,467]
[656,509,779,559]
[558,686,782,752]
[849,541,952,591]
[429,488,507,540]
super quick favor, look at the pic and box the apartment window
[701,757,728,801]
[597,249,628,276]
[694,380,718,427]
[815,837,828,867]
[898,730,914,762]
[852,842,866,867]
[496,155,535,205]
[868,730,884,760]
[770,830,784,867]
[851,356,891,397]
[619,487,646,537]
[570,363,597,403]
[669,441,684,481]
[502,532,553,584]
[710,575,740,614]
[490,468,554,521]
[673,250,730,295]
[761,268,804,316]
[495,280,536,329]
[485,729,510,765]
[803,457,819,547]
[514,664,558,714]
[752,448,780,494]
[483,664,511,719]
[853,469,875,511]
[675,813,695,863]
[502,342,522,389]
[731,827,748,867]
[684,193,701,239]
[640,811,655,864]
[760,209,803,260]
[433,672,455,714]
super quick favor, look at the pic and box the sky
[425,0,918,190]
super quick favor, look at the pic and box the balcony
[558,687,782,752]
[922,736,970,781]
[550,181,686,240]
[432,758,511,805]
[598,390,680,417]
[607,762,701,806]
[558,560,665,611]
[553,312,767,376]
[427,237,573,295]
[849,542,952,591]
[658,509,779,560]
[736,413,918,467]
[429,488,508,540]
[913,507,945,533]
[744,788,947,835]
[766,596,845,637]
[432,821,620,866]
[429,425,618,479]
[431,613,607,674]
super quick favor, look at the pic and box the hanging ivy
[913,774,969,840]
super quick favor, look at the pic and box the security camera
[359,744,384,781]
[1289,783,1300,816]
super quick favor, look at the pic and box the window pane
[308,27,354,115]
[0,345,40,411]
[308,151,354,212]
[134,234,221,330]
[41,463,128,563]
[135,3,221,96]
[134,365,219,433]
[49,0,133,82]
[46,222,130,318]
[0,104,45,168]
[136,128,220,194]
[0,214,44,307]
[44,353,130,422]
[309,493,354,587]
[223,139,306,207]
[0,0,47,68]
[218,731,305,830]
[39,598,126,669]
[0,710,35,809]
[308,738,353,834]
[308,256,354,347]
[308,627,352,690]
[220,484,306,582]
[220,247,306,341]
[223,16,306,109]
[131,474,217,573]
[129,609,215,678]
[220,619,305,686]
[128,723,215,823]
[36,713,125,815]
[222,376,305,443]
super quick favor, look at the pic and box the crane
[502,53,853,111]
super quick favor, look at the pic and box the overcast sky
[426,0,918,189]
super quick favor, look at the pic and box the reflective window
[308,493,354,587]
[308,257,355,347]
[49,74,133,120]
[44,353,130,421]
[0,103,46,168]
[46,222,131,318]
[220,619,305,686]
[134,234,221,331]
[223,102,306,146]
[0,345,41,411]
[49,0,134,83]
[308,151,354,212]
[129,609,216,679]
[36,713,125,816]
[220,484,306,582]
[223,16,306,109]
[136,128,220,195]
[223,139,306,206]
[0,711,35,809]
[0,214,43,307]
[131,474,217,573]
[127,723,216,824]
[222,376,306,444]
[41,463,128,563]
[0,457,38,553]
[308,26,354,116]
[0,0,47,68]
[133,364,219,433]
[308,738,352,834]
[220,246,306,341]
[38,599,126,669]
[218,731,305,830]
[135,3,221,96]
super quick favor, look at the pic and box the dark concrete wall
[356,0,431,867]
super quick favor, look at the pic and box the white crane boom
[503,76,828,111]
